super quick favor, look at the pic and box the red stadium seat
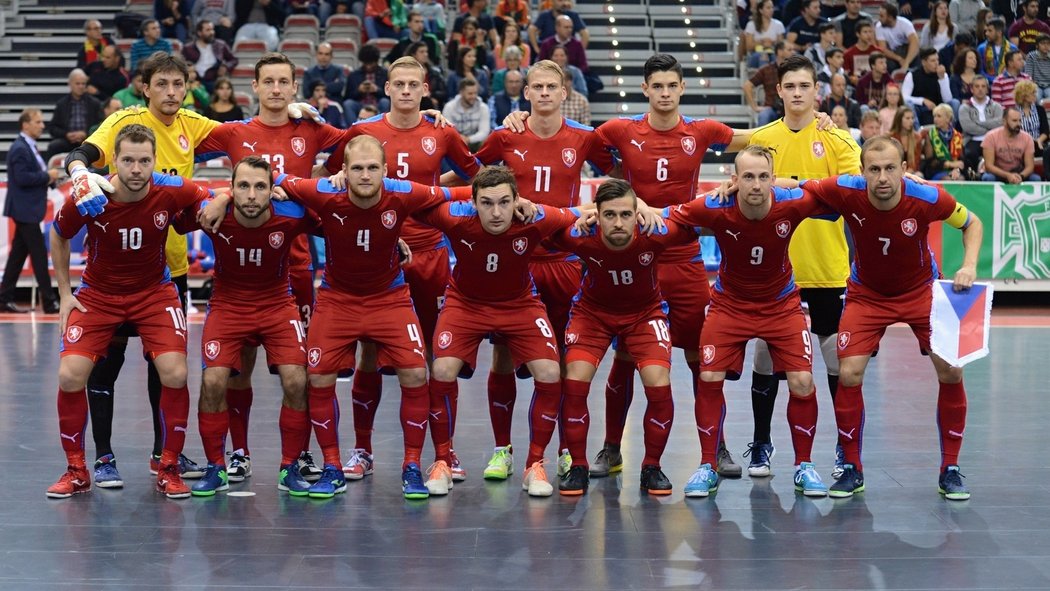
[234,92,252,108]
[366,38,399,55]
[326,14,362,45]
[233,39,268,65]
[278,39,315,67]
[285,14,321,45]
[328,37,360,68]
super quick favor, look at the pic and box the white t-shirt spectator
[745,19,786,48]
[876,17,916,53]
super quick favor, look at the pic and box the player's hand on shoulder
[198,193,230,233]
[515,197,537,222]
[59,294,86,333]
[327,170,347,190]
[903,171,928,184]
[271,185,289,201]
[422,109,451,127]
[573,212,594,234]
[398,238,413,265]
[287,102,326,124]
[814,110,834,131]
[70,166,114,217]
[502,110,529,133]
[953,265,976,292]
[711,179,737,203]
[636,201,665,235]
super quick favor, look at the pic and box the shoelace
[426,462,450,479]
[688,466,714,485]
[528,460,549,482]
[943,469,966,487]
[742,443,770,462]
[403,467,425,488]
[797,465,820,484]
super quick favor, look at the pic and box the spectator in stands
[959,76,1003,170]
[900,0,931,19]
[441,77,490,150]
[303,42,348,100]
[832,104,862,141]
[903,46,954,125]
[289,0,334,22]
[822,73,862,126]
[817,47,846,100]
[191,0,237,45]
[86,46,130,101]
[805,21,839,70]
[938,31,973,73]
[492,46,527,93]
[448,46,491,101]
[488,68,529,129]
[157,0,191,42]
[77,19,114,70]
[845,19,880,83]
[343,43,390,123]
[358,103,380,119]
[130,19,174,72]
[949,0,982,38]
[448,17,491,71]
[787,0,827,50]
[234,0,284,52]
[858,108,883,144]
[744,0,786,68]
[411,0,447,38]
[978,17,1016,81]
[0,109,61,315]
[1009,0,1050,53]
[744,40,794,125]
[982,107,1039,181]
[407,41,448,109]
[891,106,926,174]
[539,15,588,71]
[204,77,246,121]
[920,1,955,51]
[920,103,967,178]
[878,82,904,132]
[876,2,919,71]
[89,97,125,141]
[45,69,104,160]
[182,20,239,92]
[833,0,871,49]
[494,17,531,68]
[991,49,1031,108]
[855,51,891,110]
[548,45,587,97]
[365,0,402,40]
[114,68,147,107]
[454,0,500,48]
[495,0,529,32]
[182,69,212,112]
[307,79,348,128]
[387,11,442,65]
[529,0,588,57]
[950,46,979,103]
[1025,33,1050,99]
[1013,79,1050,162]
[560,67,590,125]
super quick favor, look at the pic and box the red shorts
[401,246,451,349]
[700,293,813,375]
[306,285,428,375]
[201,298,306,372]
[62,282,187,361]
[658,260,710,350]
[564,301,672,369]
[433,292,560,376]
[530,258,583,348]
[289,266,315,327]
[837,280,932,357]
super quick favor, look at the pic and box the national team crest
[901,218,918,236]
[291,137,306,157]
[153,211,168,229]
[512,237,528,254]
[837,331,851,350]
[268,231,284,248]
[682,137,696,155]
[702,345,716,365]
[422,136,437,155]
[561,148,577,167]
[204,340,221,360]
[308,347,322,367]
[66,325,83,343]
[638,251,654,266]
[565,332,579,345]
[812,141,825,157]
[775,219,792,238]
[178,134,189,151]
[381,210,397,229]
[438,331,453,349]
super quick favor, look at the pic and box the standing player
[546,179,696,496]
[274,136,456,500]
[664,146,836,498]
[799,136,983,500]
[48,124,209,499]
[743,54,861,478]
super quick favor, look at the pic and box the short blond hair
[526,59,564,85]
[933,103,954,121]
[388,55,428,80]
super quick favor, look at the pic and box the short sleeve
[53,198,88,239]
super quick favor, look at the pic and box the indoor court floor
[0,310,1047,590]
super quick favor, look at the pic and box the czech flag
[929,280,993,367]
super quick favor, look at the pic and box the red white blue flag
[929,280,993,367]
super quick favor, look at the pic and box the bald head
[555,14,574,38]
[69,68,89,97]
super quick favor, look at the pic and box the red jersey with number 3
[276,175,451,295]
[415,202,580,303]
[53,173,209,294]
[801,175,957,296]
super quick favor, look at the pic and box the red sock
[279,405,310,467]
[350,370,382,453]
[937,381,967,470]
[561,379,591,467]
[696,380,725,467]
[400,382,429,468]
[603,356,635,446]
[429,379,457,464]
[787,389,818,465]
[834,383,865,471]
[308,383,341,467]
[197,411,228,466]
[487,371,516,447]
[642,384,673,467]
[526,380,561,466]
[225,387,253,456]
[160,385,190,456]
[57,388,88,464]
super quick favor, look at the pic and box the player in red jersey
[662,146,837,498]
[194,53,347,484]
[47,124,210,499]
[414,166,583,497]
[466,60,617,478]
[322,57,481,482]
[546,179,697,496]
[798,136,983,500]
[170,156,319,497]
[274,135,458,500]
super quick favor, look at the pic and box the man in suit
[0,109,61,313]
[46,69,104,160]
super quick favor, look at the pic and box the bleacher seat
[124,0,152,17]
[230,66,256,96]
[326,14,363,46]
[328,38,360,68]
[279,39,315,69]
[365,37,399,55]
[284,15,321,45]
[193,156,233,180]
[233,40,268,66]
[235,92,252,109]
[116,38,133,64]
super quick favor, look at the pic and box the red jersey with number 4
[547,223,698,312]
[327,114,481,251]
[802,175,957,296]
[54,173,209,294]
[415,202,580,303]
[275,175,451,295]
[666,187,836,302]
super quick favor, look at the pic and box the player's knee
[936,366,964,384]
[530,361,561,384]
[786,373,814,395]
[200,372,227,401]
[430,360,459,383]
[58,365,89,393]
[838,367,864,387]
[280,368,308,401]
[398,367,427,388]
[699,371,723,384]
[159,365,188,388]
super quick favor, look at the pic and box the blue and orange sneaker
[308,464,347,499]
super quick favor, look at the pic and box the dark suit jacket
[47,94,104,141]
[4,136,51,223]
